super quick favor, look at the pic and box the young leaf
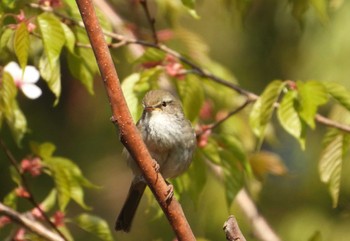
[133,47,165,65]
[319,129,348,207]
[297,80,328,129]
[176,74,205,122]
[61,22,76,53]
[14,22,29,70]
[277,90,305,148]
[40,189,57,212]
[39,53,61,104]
[250,80,285,141]
[121,73,143,122]
[37,13,65,69]
[199,137,221,165]
[44,158,72,210]
[30,141,56,159]
[219,148,245,207]
[74,213,114,241]
[3,189,17,209]
[66,51,94,95]
[323,82,350,111]
[6,102,27,145]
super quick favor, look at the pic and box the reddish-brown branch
[74,0,195,240]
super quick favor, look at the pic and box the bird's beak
[144,106,156,112]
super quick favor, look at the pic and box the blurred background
[1,0,350,240]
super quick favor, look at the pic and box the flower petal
[21,84,42,99]
[4,61,22,81]
[23,66,40,84]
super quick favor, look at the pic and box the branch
[74,0,195,240]
[0,203,64,241]
[0,139,68,241]
[236,190,281,241]
[139,0,159,44]
[223,215,247,241]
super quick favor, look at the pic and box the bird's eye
[162,101,167,107]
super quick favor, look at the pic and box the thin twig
[0,203,64,241]
[139,0,158,44]
[223,215,247,241]
[0,139,68,241]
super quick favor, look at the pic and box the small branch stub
[223,215,247,241]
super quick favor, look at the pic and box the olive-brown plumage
[115,90,196,232]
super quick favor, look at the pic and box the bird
[115,89,196,232]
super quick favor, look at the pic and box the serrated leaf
[297,80,328,129]
[45,158,71,210]
[37,13,65,69]
[319,129,347,207]
[323,82,350,111]
[39,52,61,104]
[43,156,96,210]
[250,80,285,142]
[277,90,305,148]
[61,22,76,53]
[14,22,29,70]
[176,74,205,122]
[74,213,114,241]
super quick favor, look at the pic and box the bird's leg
[165,181,174,203]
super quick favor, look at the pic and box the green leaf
[176,74,205,122]
[0,72,26,144]
[121,73,143,122]
[40,189,57,212]
[43,156,96,210]
[74,213,114,241]
[61,22,76,53]
[14,22,29,70]
[219,148,245,206]
[44,158,72,210]
[277,90,305,148]
[250,80,285,142]
[323,82,350,111]
[0,28,14,51]
[173,151,206,205]
[180,0,199,18]
[66,51,95,95]
[133,47,165,65]
[319,129,348,207]
[310,0,329,23]
[37,13,65,69]
[199,137,221,165]
[297,80,328,129]
[39,51,61,104]
[9,166,21,185]
[3,189,17,209]
[6,102,27,145]
[30,141,56,159]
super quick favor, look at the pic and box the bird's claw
[165,183,174,203]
